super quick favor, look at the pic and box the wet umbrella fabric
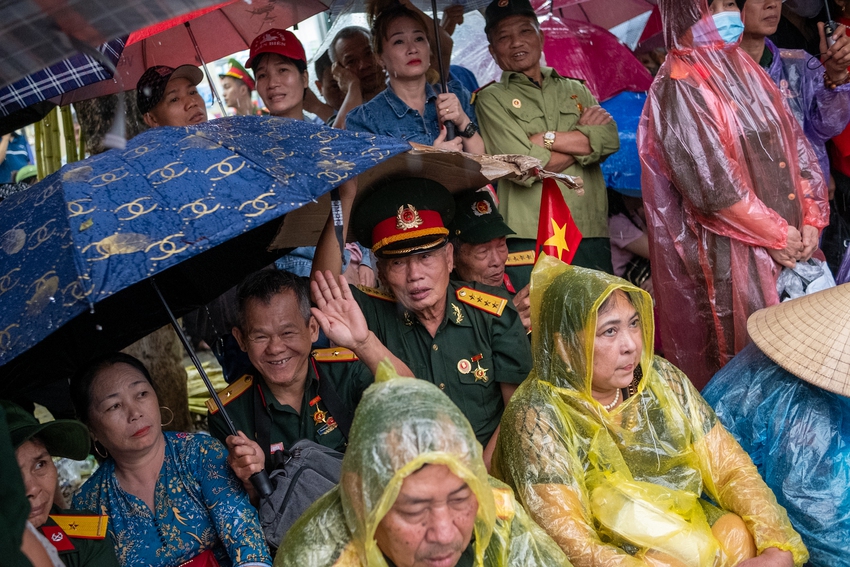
[0,115,410,400]
[532,0,655,31]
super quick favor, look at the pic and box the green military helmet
[449,189,515,245]
[352,177,455,258]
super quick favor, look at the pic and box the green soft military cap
[449,189,515,244]
[484,0,538,34]
[352,177,455,258]
[1,400,90,460]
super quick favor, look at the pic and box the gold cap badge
[396,204,424,231]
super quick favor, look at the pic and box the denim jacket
[346,80,476,145]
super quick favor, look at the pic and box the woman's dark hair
[70,352,153,424]
[371,3,429,55]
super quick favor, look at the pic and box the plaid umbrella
[0,38,124,119]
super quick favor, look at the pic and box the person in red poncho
[638,0,830,390]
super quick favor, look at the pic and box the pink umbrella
[532,0,655,31]
[55,0,330,106]
[540,15,652,102]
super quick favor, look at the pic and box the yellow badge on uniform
[512,98,522,108]
[455,286,508,317]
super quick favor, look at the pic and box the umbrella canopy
[0,38,125,136]
[532,0,654,30]
[0,115,410,400]
[327,0,490,18]
[55,0,332,106]
[540,15,652,102]
[0,0,224,89]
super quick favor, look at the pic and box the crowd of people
[4,0,850,566]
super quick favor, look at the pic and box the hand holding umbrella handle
[149,278,274,500]
[444,121,456,140]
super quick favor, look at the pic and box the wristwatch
[543,131,556,150]
[460,121,479,138]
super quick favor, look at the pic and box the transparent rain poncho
[703,343,850,567]
[637,0,830,389]
[275,362,572,567]
[491,254,808,567]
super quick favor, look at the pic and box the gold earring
[160,406,174,427]
[93,440,108,459]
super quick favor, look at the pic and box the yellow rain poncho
[491,255,807,567]
[275,362,572,567]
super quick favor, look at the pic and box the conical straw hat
[747,283,850,398]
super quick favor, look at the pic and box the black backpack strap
[252,382,287,472]
[311,358,353,440]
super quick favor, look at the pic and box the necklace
[602,388,620,411]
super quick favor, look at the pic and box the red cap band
[372,209,447,253]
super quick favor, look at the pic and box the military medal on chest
[310,395,337,435]
[471,354,488,382]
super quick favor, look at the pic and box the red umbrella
[55,0,330,106]
[532,0,655,31]
[540,15,652,102]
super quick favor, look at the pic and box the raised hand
[311,270,371,350]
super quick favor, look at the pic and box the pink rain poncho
[638,0,830,389]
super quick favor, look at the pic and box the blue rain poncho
[703,343,850,567]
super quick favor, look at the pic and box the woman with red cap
[246,29,310,120]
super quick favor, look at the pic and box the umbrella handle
[150,278,273,499]
[430,0,455,141]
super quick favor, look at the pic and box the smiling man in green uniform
[208,269,410,501]
[474,0,619,277]
[4,400,118,567]
[312,178,531,469]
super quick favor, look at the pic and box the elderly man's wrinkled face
[488,15,543,76]
[453,237,508,288]
[334,32,384,96]
[15,439,57,528]
[375,464,478,567]
[378,244,453,317]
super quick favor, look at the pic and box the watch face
[544,132,555,141]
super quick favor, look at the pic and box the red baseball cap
[245,29,306,69]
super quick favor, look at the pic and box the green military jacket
[41,507,119,567]
[474,67,619,240]
[208,350,373,455]
[352,281,531,446]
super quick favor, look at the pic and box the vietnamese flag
[536,178,582,264]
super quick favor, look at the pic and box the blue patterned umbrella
[0,115,410,397]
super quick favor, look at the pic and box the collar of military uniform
[256,365,319,414]
[384,81,441,118]
[500,65,557,88]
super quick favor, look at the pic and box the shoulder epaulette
[206,374,253,414]
[491,487,516,521]
[312,347,359,362]
[506,250,535,266]
[455,286,508,316]
[47,514,109,539]
[470,80,497,104]
[357,285,396,302]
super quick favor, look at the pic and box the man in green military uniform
[312,178,531,470]
[208,269,410,501]
[474,0,619,275]
[448,188,532,331]
[3,400,118,567]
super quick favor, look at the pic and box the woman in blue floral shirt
[346,2,484,153]
[70,353,271,567]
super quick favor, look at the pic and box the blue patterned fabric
[0,116,410,367]
[346,80,476,145]
[0,39,124,117]
[72,431,270,567]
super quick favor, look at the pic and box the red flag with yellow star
[536,178,582,264]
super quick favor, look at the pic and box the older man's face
[378,244,453,318]
[334,32,384,96]
[488,15,543,76]
[375,464,478,567]
[454,237,508,288]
